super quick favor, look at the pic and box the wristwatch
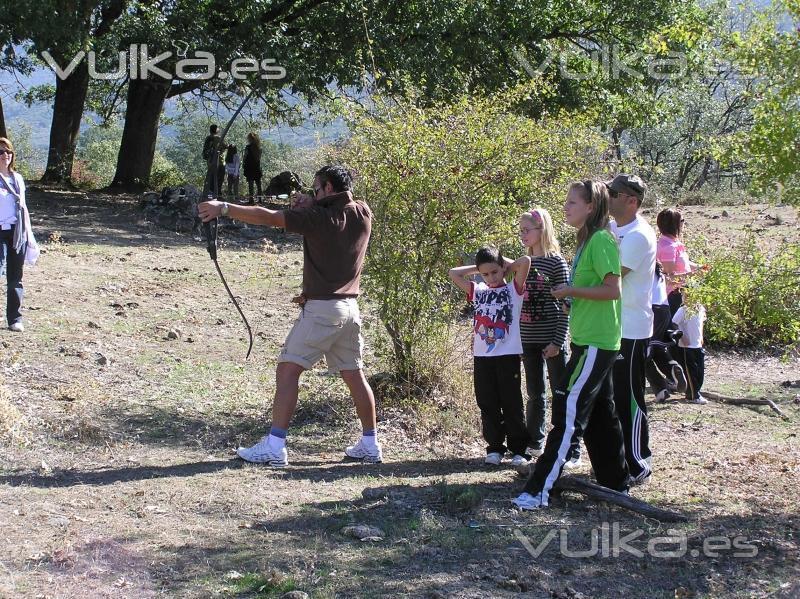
[220,202,230,216]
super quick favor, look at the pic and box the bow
[203,88,257,360]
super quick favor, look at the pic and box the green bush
[689,237,800,345]
[337,83,606,383]
[149,152,184,190]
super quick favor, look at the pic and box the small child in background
[225,145,241,202]
[449,247,532,468]
[672,293,707,405]
[517,208,577,463]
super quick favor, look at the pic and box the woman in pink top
[656,208,693,315]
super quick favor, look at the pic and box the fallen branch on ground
[703,390,790,421]
[553,476,688,522]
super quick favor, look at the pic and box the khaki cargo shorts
[278,298,364,372]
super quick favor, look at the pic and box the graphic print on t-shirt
[520,268,548,324]
[473,286,514,353]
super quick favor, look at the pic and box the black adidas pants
[613,338,652,481]
[523,344,630,504]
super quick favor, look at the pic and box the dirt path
[1,190,798,598]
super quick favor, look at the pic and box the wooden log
[553,476,688,522]
[703,390,790,420]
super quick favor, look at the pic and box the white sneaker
[344,438,383,463]
[563,456,582,469]
[655,389,670,403]
[8,322,24,332]
[692,394,708,405]
[512,492,545,510]
[484,452,503,466]
[236,436,288,467]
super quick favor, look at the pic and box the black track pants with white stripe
[523,344,630,504]
[613,337,652,481]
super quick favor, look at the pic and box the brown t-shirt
[282,191,372,299]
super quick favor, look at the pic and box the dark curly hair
[315,165,353,193]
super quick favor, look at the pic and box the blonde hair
[0,137,16,172]
[521,208,561,257]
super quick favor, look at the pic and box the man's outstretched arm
[198,200,286,228]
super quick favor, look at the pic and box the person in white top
[0,136,34,332]
[449,247,532,468]
[608,173,656,484]
[672,302,708,404]
[224,145,241,202]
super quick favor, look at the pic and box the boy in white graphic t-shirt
[672,302,708,404]
[449,247,531,468]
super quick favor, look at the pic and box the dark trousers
[646,304,681,394]
[474,354,530,456]
[203,164,225,197]
[668,289,683,316]
[613,338,651,481]
[0,226,24,326]
[678,347,705,400]
[522,343,567,450]
[247,177,263,198]
[524,344,629,504]
[226,174,239,199]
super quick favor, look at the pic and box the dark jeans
[522,343,567,450]
[678,347,705,400]
[0,226,24,326]
[226,174,239,199]
[474,354,530,456]
[247,177,263,198]
[524,344,629,503]
[203,164,225,197]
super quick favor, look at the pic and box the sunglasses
[0,149,12,156]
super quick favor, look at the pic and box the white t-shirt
[673,305,706,348]
[611,215,657,339]
[0,173,19,225]
[652,273,668,306]
[469,280,524,357]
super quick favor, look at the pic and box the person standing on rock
[242,132,263,204]
[607,174,657,485]
[198,165,381,466]
[202,124,225,197]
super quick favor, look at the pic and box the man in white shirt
[608,174,657,484]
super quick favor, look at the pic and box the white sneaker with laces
[526,447,544,458]
[692,394,708,405]
[344,438,383,463]
[8,322,24,332]
[512,492,545,510]
[484,452,503,466]
[236,436,288,467]
[563,456,582,470]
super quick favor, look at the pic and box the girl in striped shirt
[518,208,575,462]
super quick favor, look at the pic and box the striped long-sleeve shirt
[520,254,570,348]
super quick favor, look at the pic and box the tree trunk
[109,76,172,192]
[0,97,7,138]
[41,60,90,184]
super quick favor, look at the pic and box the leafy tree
[2,0,129,184]
[722,0,800,204]
[338,83,605,383]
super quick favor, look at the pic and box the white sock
[268,434,286,450]
[361,434,378,448]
